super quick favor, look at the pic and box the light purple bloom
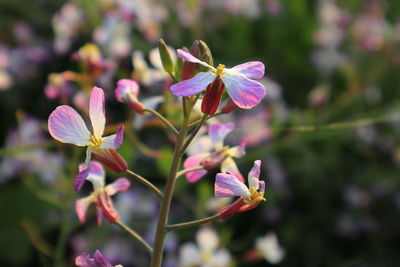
[171,49,266,109]
[115,79,144,113]
[75,250,123,267]
[184,122,246,183]
[48,86,125,188]
[75,161,130,225]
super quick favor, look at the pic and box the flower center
[245,190,266,204]
[88,134,103,149]
[214,64,225,76]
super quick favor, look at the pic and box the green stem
[151,99,192,267]
[166,214,221,231]
[142,108,178,135]
[175,166,205,179]
[0,141,54,157]
[188,112,223,129]
[54,207,73,267]
[180,114,208,155]
[126,169,163,199]
[115,221,153,254]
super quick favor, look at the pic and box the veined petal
[222,72,266,109]
[75,195,95,223]
[48,105,90,146]
[101,125,124,149]
[105,178,130,196]
[221,157,244,183]
[78,161,105,190]
[248,160,261,179]
[209,123,234,150]
[231,61,265,79]
[184,154,209,183]
[75,169,90,192]
[170,71,216,97]
[90,87,106,138]
[177,49,213,69]
[215,173,250,198]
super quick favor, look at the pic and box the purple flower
[48,87,127,189]
[75,250,123,267]
[115,79,144,114]
[184,122,246,183]
[214,160,266,219]
[170,49,266,109]
[75,161,130,225]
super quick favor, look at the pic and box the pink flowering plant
[44,39,267,267]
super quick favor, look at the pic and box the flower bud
[158,39,175,75]
[200,150,227,170]
[221,99,238,113]
[97,190,120,223]
[115,79,144,114]
[197,40,213,72]
[219,197,261,220]
[180,41,201,80]
[201,77,225,115]
[92,149,128,173]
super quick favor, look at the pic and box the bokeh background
[1,0,400,266]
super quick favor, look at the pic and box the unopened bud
[92,149,128,173]
[97,191,119,223]
[201,77,225,115]
[115,79,144,114]
[158,39,175,75]
[197,40,213,72]
[221,99,238,113]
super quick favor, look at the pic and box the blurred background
[0,0,400,266]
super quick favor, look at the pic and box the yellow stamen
[88,134,103,149]
[214,64,225,76]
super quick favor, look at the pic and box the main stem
[151,101,191,267]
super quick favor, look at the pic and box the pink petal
[221,157,244,183]
[222,73,266,109]
[177,49,213,68]
[248,160,261,179]
[170,71,216,96]
[208,123,234,148]
[227,138,247,158]
[89,87,106,138]
[115,79,139,102]
[77,161,105,191]
[48,105,90,145]
[259,180,265,193]
[78,161,105,177]
[75,252,95,267]
[100,125,124,149]
[105,178,131,196]
[215,173,249,198]
[94,250,113,267]
[74,169,90,192]
[184,155,208,183]
[75,196,93,223]
[231,61,265,79]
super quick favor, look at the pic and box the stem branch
[115,221,153,254]
[126,169,163,199]
[166,214,221,231]
[142,108,178,135]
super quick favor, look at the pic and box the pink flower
[184,122,246,183]
[75,161,130,225]
[171,49,266,109]
[75,249,123,267]
[115,79,144,114]
[48,86,127,190]
[215,160,266,220]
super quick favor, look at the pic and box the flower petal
[215,173,250,198]
[75,252,96,267]
[222,72,266,109]
[74,169,90,192]
[227,138,247,158]
[90,87,106,138]
[77,161,105,190]
[208,122,234,150]
[184,154,208,183]
[170,71,216,96]
[259,180,266,193]
[249,160,261,179]
[101,125,124,149]
[48,105,90,146]
[221,157,244,183]
[196,227,219,252]
[231,61,265,79]
[177,49,213,69]
[93,250,113,267]
[105,178,131,196]
[75,195,94,224]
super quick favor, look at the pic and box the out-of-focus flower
[75,161,130,225]
[115,79,144,114]
[73,44,113,77]
[0,116,63,184]
[0,47,13,90]
[179,227,232,267]
[215,160,266,220]
[171,49,266,110]
[52,3,84,54]
[44,71,76,101]
[184,122,246,183]
[255,232,285,264]
[308,84,330,109]
[265,0,283,15]
[48,86,127,190]
[206,0,261,19]
[75,250,124,267]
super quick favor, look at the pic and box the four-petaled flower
[215,160,266,220]
[75,250,123,267]
[171,49,266,109]
[75,161,130,225]
[184,122,246,183]
[48,86,127,191]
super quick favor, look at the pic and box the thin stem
[166,214,221,231]
[142,108,178,135]
[115,221,153,254]
[126,169,163,199]
[188,112,223,129]
[175,166,205,179]
[151,99,192,267]
[180,114,208,155]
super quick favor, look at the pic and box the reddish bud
[221,99,238,113]
[97,191,119,223]
[201,77,225,115]
[92,149,128,173]
[200,150,227,170]
[219,197,261,220]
